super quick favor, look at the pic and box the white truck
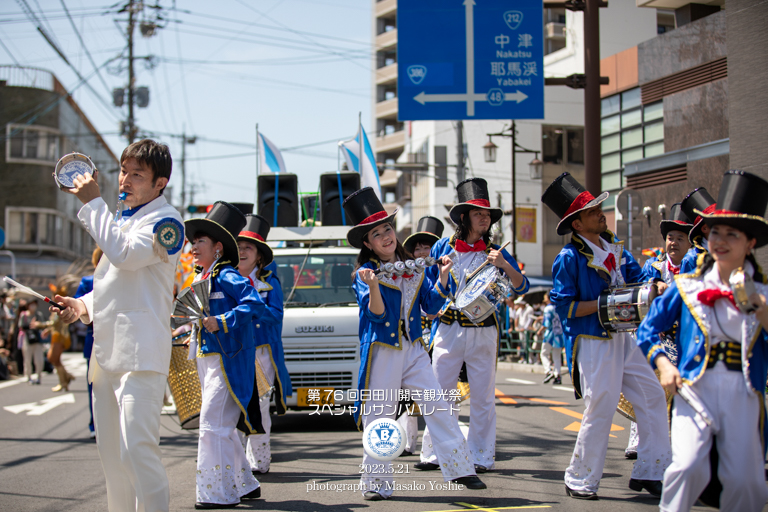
[268,226,360,410]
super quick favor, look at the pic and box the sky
[0,0,372,208]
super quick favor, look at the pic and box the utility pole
[456,121,465,184]
[126,0,137,142]
[583,0,601,195]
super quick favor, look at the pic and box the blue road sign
[397,0,544,121]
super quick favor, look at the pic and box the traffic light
[257,173,299,227]
[319,172,360,226]
[187,205,212,214]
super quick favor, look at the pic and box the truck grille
[291,372,354,391]
[284,345,358,362]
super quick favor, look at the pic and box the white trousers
[540,342,562,377]
[397,413,418,453]
[22,339,44,380]
[564,333,671,492]
[420,322,497,469]
[196,356,259,505]
[660,366,768,512]
[626,421,639,453]
[246,347,274,473]
[360,338,475,497]
[91,359,169,512]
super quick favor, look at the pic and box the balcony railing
[376,63,398,85]
[0,65,56,92]
[4,206,93,259]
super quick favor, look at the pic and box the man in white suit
[54,139,184,512]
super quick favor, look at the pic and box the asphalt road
[0,353,763,512]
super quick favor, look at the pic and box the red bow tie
[401,273,414,279]
[604,253,616,273]
[667,261,680,275]
[202,272,210,280]
[697,288,736,308]
[248,276,255,287]
[455,239,487,253]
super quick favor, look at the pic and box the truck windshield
[273,253,357,306]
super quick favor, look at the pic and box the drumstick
[3,276,64,311]
[466,240,512,282]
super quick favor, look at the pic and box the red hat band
[563,191,596,219]
[360,211,389,225]
[239,231,264,242]
[466,199,491,208]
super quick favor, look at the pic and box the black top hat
[449,178,504,225]
[681,187,716,245]
[342,187,398,249]
[660,203,693,240]
[237,214,273,266]
[185,201,247,267]
[230,203,254,215]
[541,172,609,235]
[403,216,444,254]
[696,170,768,247]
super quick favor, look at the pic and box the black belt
[706,341,741,371]
[439,308,496,328]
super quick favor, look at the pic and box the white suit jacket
[78,195,182,379]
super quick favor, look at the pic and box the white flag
[257,132,287,174]
[339,124,381,199]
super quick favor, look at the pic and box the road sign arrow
[4,393,75,416]
[505,90,529,103]
[464,0,476,116]
[414,91,487,105]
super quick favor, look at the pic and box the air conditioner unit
[545,22,566,39]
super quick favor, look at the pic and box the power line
[172,0,194,134]
[59,0,112,97]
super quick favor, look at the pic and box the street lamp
[484,120,541,260]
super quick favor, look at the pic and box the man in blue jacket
[542,173,670,500]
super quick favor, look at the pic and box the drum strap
[706,341,741,371]
[439,308,496,328]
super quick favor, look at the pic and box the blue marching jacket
[352,259,450,428]
[680,245,706,274]
[196,262,266,434]
[426,236,530,346]
[641,255,665,282]
[635,266,768,454]
[75,275,94,359]
[549,231,646,398]
[251,266,292,415]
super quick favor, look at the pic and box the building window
[543,125,584,165]
[6,124,60,164]
[600,88,664,208]
[5,207,92,258]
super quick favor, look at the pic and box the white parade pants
[196,356,259,505]
[397,413,418,453]
[660,366,768,512]
[540,342,562,377]
[360,339,475,497]
[420,322,497,469]
[91,359,169,512]
[564,333,671,492]
[246,347,274,473]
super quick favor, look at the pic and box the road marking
[4,393,75,416]
[549,406,624,437]
[494,389,517,404]
[0,379,23,390]
[553,385,574,392]
[495,389,567,405]
[424,503,551,512]
[505,378,534,385]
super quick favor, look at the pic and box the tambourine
[53,152,96,189]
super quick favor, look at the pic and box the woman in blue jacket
[237,213,291,475]
[343,187,484,501]
[185,201,266,510]
[636,170,768,512]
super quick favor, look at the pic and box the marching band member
[344,188,484,500]
[398,215,445,456]
[237,213,292,475]
[636,170,768,512]
[418,178,528,473]
[542,172,670,500]
[185,202,266,509]
[52,139,183,511]
[622,203,693,458]
[680,187,717,274]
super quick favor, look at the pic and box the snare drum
[168,334,201,429]
[53,152,95,189]
[597,283,658,332]
[454,266,511,323]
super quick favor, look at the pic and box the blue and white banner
[258,132,287,174]
[339,124,382,200]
